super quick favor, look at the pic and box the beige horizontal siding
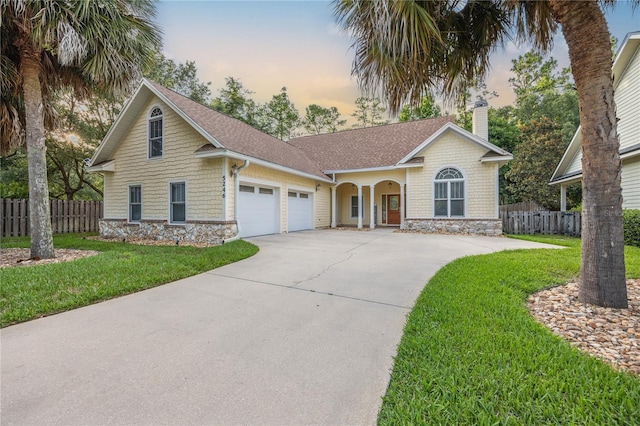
[408,131,498,218]
[103,96,223,221]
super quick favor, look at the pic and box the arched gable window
[148,107,163,158]
[434,167,465,217]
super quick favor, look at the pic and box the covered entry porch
[330,178,406,229]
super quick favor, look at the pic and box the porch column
[357,185,363,229]
[400,183,405,229]
[560,185,567,212]
[369,185,375,229]
[331,186,337,228]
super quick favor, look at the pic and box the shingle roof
[288,116,455,171]
[147,81,329,180]
[95,80,503,180]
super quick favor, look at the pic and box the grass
[0,233,258,327]
[378,235,640,425]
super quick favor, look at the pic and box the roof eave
[621,146,640,160]
[197,149,334,183]
[480,155,513,164]
[549,174,582,186]
[325,165,400,174]
[395,163,424,169]
[195,148,227,159]
[86,160,115,172]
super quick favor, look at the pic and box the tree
[146,53,212,103]
[505,118,569,209]
[45,88,123,200]
[351,97,389,128]
[0,151,29,198]
[211,77,261,127]
[2,0,161,258]
[259,87,300,141]
[302,104,346,134]
[509,50,579,145]
[335,0,631,308]
[398,94,441,122]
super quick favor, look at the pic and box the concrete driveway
[1,229,557,425]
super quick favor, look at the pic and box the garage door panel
[238,186,277,237]
[288,192,313,232]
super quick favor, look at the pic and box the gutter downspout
[223,160,250,244]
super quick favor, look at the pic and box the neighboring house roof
[289,116,454,171]
[90,79,330,181]
[551,31,640,185]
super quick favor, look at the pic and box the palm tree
[335,0,633,308]
[1,0,161,258]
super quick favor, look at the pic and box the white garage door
[287,191,313,232]
[238,184,277,237]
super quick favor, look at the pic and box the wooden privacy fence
[499,201,545,214]
[500,210,582,236]
[1,198,103,237]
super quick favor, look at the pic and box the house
[88,80,512,245]
[550,31,640,210]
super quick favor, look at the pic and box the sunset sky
[156,1,639,122]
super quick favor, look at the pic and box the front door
[387,194,400,224]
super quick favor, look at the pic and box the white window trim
[169,180,187,224]
[148,105,164,160]
[433,166,466,218]
[128,184,142,223]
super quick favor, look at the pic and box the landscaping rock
[528,279,639,375]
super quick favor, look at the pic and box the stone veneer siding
[100,219,238,245]
[404,218,502,236]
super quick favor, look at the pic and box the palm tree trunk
[549,0,627,308]
[20,44,55,259]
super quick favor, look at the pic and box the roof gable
[398,122,511,164]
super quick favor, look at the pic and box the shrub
[623,209,640,248]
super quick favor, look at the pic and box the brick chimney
[472,99,488,141]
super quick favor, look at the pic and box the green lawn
[0,233,258,327]
[378,235,640,425]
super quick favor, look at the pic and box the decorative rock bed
[0,248,100,268]
[528,279,639,375]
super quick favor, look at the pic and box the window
[259,187,273,195]
[351,195,360,218]
[129,185,141,222]
[239,185,254,193]
[148,107,163,158]
[434,167,465,217]
[170,182,186,223]
[288,191,297,198]
[300,193,309,199]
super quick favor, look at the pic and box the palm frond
[334,0,511,113]
[1,0,161,150]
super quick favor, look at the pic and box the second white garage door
[287,191,313,232]
[238,184,277,237]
